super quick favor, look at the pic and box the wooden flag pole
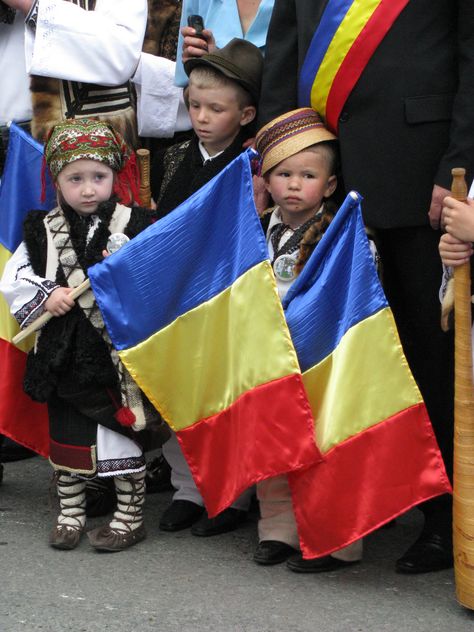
[451,167,474,609]
[137,148,151,208]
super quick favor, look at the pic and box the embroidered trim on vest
[43,204,149,431]
[60,81,134,118]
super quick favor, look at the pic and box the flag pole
[137,148,151,208]
[451,167,474,609]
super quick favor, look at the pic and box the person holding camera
[174,0,274,88]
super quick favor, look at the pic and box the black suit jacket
[259,0,474,228]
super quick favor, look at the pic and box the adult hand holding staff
[450,168,474,609]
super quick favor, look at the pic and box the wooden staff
[451,168,474,609]
[11,278,91,345]
[136,148,151,207]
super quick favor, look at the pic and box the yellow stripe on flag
[311,0,382,119]
[303,307,422,453]
[0,245,35,352]
[120,261,300,431]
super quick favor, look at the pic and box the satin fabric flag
[0,123,56,456]
[284,192,452,559]
[89,150,321,516]
[298,0,409,134]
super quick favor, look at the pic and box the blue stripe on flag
[0,123,55,253]
[89,150,268,350]
[284,192,388,372]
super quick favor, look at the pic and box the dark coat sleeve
[435,0,474,188]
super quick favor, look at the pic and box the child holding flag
[150,38,264,536]
[253,107,364,571]
[0,118,167,552]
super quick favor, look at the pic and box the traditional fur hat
[184,38,263,103]
[256,108,337,175]
[43,118,140,205]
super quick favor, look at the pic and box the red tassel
[114,152,142,206]
[40,155,48,203]
[114,407,136,427]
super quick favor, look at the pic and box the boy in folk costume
[0,118,167,552]
[253,108,364,571]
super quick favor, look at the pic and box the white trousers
[257,474,363,561]
[162,432,253,511]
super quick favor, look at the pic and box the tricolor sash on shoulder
[298,0,409,134]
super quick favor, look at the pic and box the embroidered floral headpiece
[42,118,141,206]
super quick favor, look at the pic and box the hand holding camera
[181,15,217,63]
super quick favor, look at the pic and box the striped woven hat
[255,108,337,175]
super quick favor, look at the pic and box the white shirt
[132,54,191,138]
[0,13,32,125]
[25,0,147,86]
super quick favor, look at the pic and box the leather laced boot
[88,471,146,552]
[50,472,86,550]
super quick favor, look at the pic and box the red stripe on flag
[326,0,409,133]
[288,402,451,559]
[0,338,49,456]
[176,373,321,516]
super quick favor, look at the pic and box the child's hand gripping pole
[11,279,91,345]
[451,168,474,610]
[11,233,129,346]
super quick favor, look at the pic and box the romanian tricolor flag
[298,0,409,133]
[284,192,452,559]
[0,123,56,456]
[89,150,321,516]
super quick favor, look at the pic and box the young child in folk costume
[253,108,364,571]
[0,118,166,552]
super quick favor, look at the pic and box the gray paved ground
[1,455,474,632]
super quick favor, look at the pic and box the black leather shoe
[159,500,204,531]
[396,531,453,574]
[254,540,297,565]
[85,478,117,518]
[145,455,173,494]
[287,553,360,573]
[191,507,247,537]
